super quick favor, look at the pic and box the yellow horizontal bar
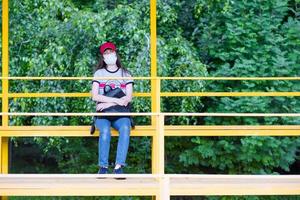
[166,130,300,136]
[0,174,162,178]
[1,76,153,80]
[166,125,300,129]
[162,77,300,80]
[0,174,159,196]
[169,174,300,196]
[1,125,299,137]
[0,174,299,196]
[161,92,300,97]
[166,174,300,178]
[1,112,158,116]
[5,92,300,98]
[1,76,300,80]
[1,112,300,117]
[8,92,150,98]
[165,125,300,136]
[0,126,155,137]
[162,112,300,117]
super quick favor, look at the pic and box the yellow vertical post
[2,0,10,173]
[0,137,1,169]
[158,175,170,200]
[150,0,158,125]
[0,138,9,174]
[152,95,163,174]
[150,0,160,173]
[149,0,166,199]
[153,113,165,200]
[1,0,10,200]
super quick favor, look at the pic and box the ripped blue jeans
[95,117,131,168]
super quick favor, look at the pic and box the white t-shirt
[92,67,134,96]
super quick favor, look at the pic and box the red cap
[99,42,116,54]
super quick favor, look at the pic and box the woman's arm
[96,102,117,111]
[119,83,133,106]
[92,82,128,106]
[91,82,118,103]
[125,83,133,102]
[123,70,134,103]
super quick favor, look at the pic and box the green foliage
[7,0,206,176]
[8,0,155,176]
[3,3,300,199]
[180,136,300,174]
[171,0,300,178]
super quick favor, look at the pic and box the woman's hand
[96,102,115,111]
[120,96,131,106]
[114,98,128,106]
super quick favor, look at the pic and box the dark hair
[94,50,132,77]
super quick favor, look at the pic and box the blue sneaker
[113,165,126,180]
[98,167,108,174]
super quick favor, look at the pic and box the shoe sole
[96,176,126,180]
[114,177,126,180]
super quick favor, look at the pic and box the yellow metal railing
[1,0,9,178]
[1,0,300,198]
[1,76,300,176]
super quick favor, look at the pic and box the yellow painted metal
[0,138,8,174]
[169,174,300,195]
[161,76,300,80]
[0,126,156,137]
[0,138,1,172]
[4,125,295,131]
[152,112,163,175]
[158,115,164,174]
[4,91,300,98]
[164,129,300,136]
[2,112,300,117]
[150,0,158,124]
[1,76,156,80]
[151,115,163,179]
[2,0,9,127]
[0,174,160,196]
[151,80,161,174]
[2,190,158,196]
[1,112,157,116]
[156,115,167,200]
[150,0,160,178]
[2,76,300,80]
[1,0,10,199]
[0,174,299,196]
[8,92,151,98]
[0,125,155,131]
[0,194,8,199]
[165,125,300,129]
[152,115,164,174]
[1,0,300,196]
[1,125,300,136]
[158,176,170,200]
[165,125,300,136]
[162,113,300,117]
[161,92,300,96]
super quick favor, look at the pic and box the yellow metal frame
[1,0,9,178]
[1,0,300,199]
[1,174,300,196]
[1,0,9,199]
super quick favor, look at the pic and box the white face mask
[103,53,117,65]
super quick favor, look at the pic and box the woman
[91,42,134,174]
